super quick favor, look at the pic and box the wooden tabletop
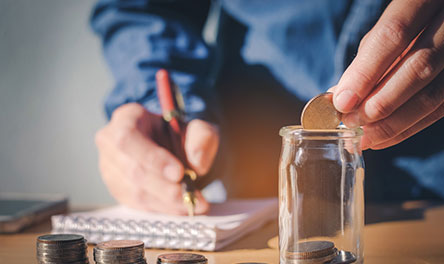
[1,201,444,264]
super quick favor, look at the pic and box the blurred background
[0,0,114,206]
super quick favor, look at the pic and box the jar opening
[279,125,363,140]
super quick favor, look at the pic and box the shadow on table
[365,200,444,225]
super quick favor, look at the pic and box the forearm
[90,0,219,122]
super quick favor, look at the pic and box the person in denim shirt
[91,0,444,215]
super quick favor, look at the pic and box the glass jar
[279,126,364,264]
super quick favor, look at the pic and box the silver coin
[37,261,89,264]
[301,92,341,129]
[38,256,88,262]
[328,250,357,264]
[37,234,84,244]
[37,253,87,258]
[37,244,87,251]
[36,234,88,264]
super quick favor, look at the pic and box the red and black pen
[155,69,197,217]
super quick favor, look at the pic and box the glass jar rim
[279,125,363,139]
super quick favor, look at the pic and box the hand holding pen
[155,69,203,216]
[95,71,219,215]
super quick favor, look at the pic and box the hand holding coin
[301,92,342,129]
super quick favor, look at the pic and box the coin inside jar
[301,92,341,129]
[157,253,208,264]
[329,250,357,264]
[285,240,338,263]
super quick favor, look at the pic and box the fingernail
[334,90,360,113]
[343,113,361,128]
[327,86,337,93]
[163,164,182,182]
[189,150,204,167]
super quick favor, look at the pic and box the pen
[155,69,197,217]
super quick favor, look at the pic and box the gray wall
[0,0,115,206]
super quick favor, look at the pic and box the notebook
[51,198,278,251]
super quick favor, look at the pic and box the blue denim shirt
[91,0,444,201]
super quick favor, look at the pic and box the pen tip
[188,207,194,217]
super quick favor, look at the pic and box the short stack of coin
[94,240,146,264]
[157,253,208,264]
[36,234,89,264]
[286,241,338,263]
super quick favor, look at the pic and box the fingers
[343,8,444,127]
[359,70,444,149]
[108,106,184,182]
[99,156,209,215]
[184,119,220,176]
[333,0,442,113]
[367,103,444,150]
[96,103,212,215]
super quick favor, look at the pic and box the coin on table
[36,234,88,264]
[37,234,85,244]
[301,92,341,129]
[157,253,208,264]
[94,240,146,264]
[96,240,145,250]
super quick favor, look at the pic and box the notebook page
[68,198,277,228]
[51,198,278,251]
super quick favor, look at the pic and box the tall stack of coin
[94,240,146,264]
[36,234,89,264]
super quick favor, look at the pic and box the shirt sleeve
[90,0,219,122]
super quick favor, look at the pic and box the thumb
[184,119,219,176]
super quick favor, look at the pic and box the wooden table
[1,201,444,264]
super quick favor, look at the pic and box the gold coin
[301,92,341,129]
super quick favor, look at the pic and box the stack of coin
[36,234,89,264]
[94,240,146,264]
[286,241,338,263]
[157,253,208,264]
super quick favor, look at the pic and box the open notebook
[51,198,278,251]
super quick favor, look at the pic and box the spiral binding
[51,215,216,251]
